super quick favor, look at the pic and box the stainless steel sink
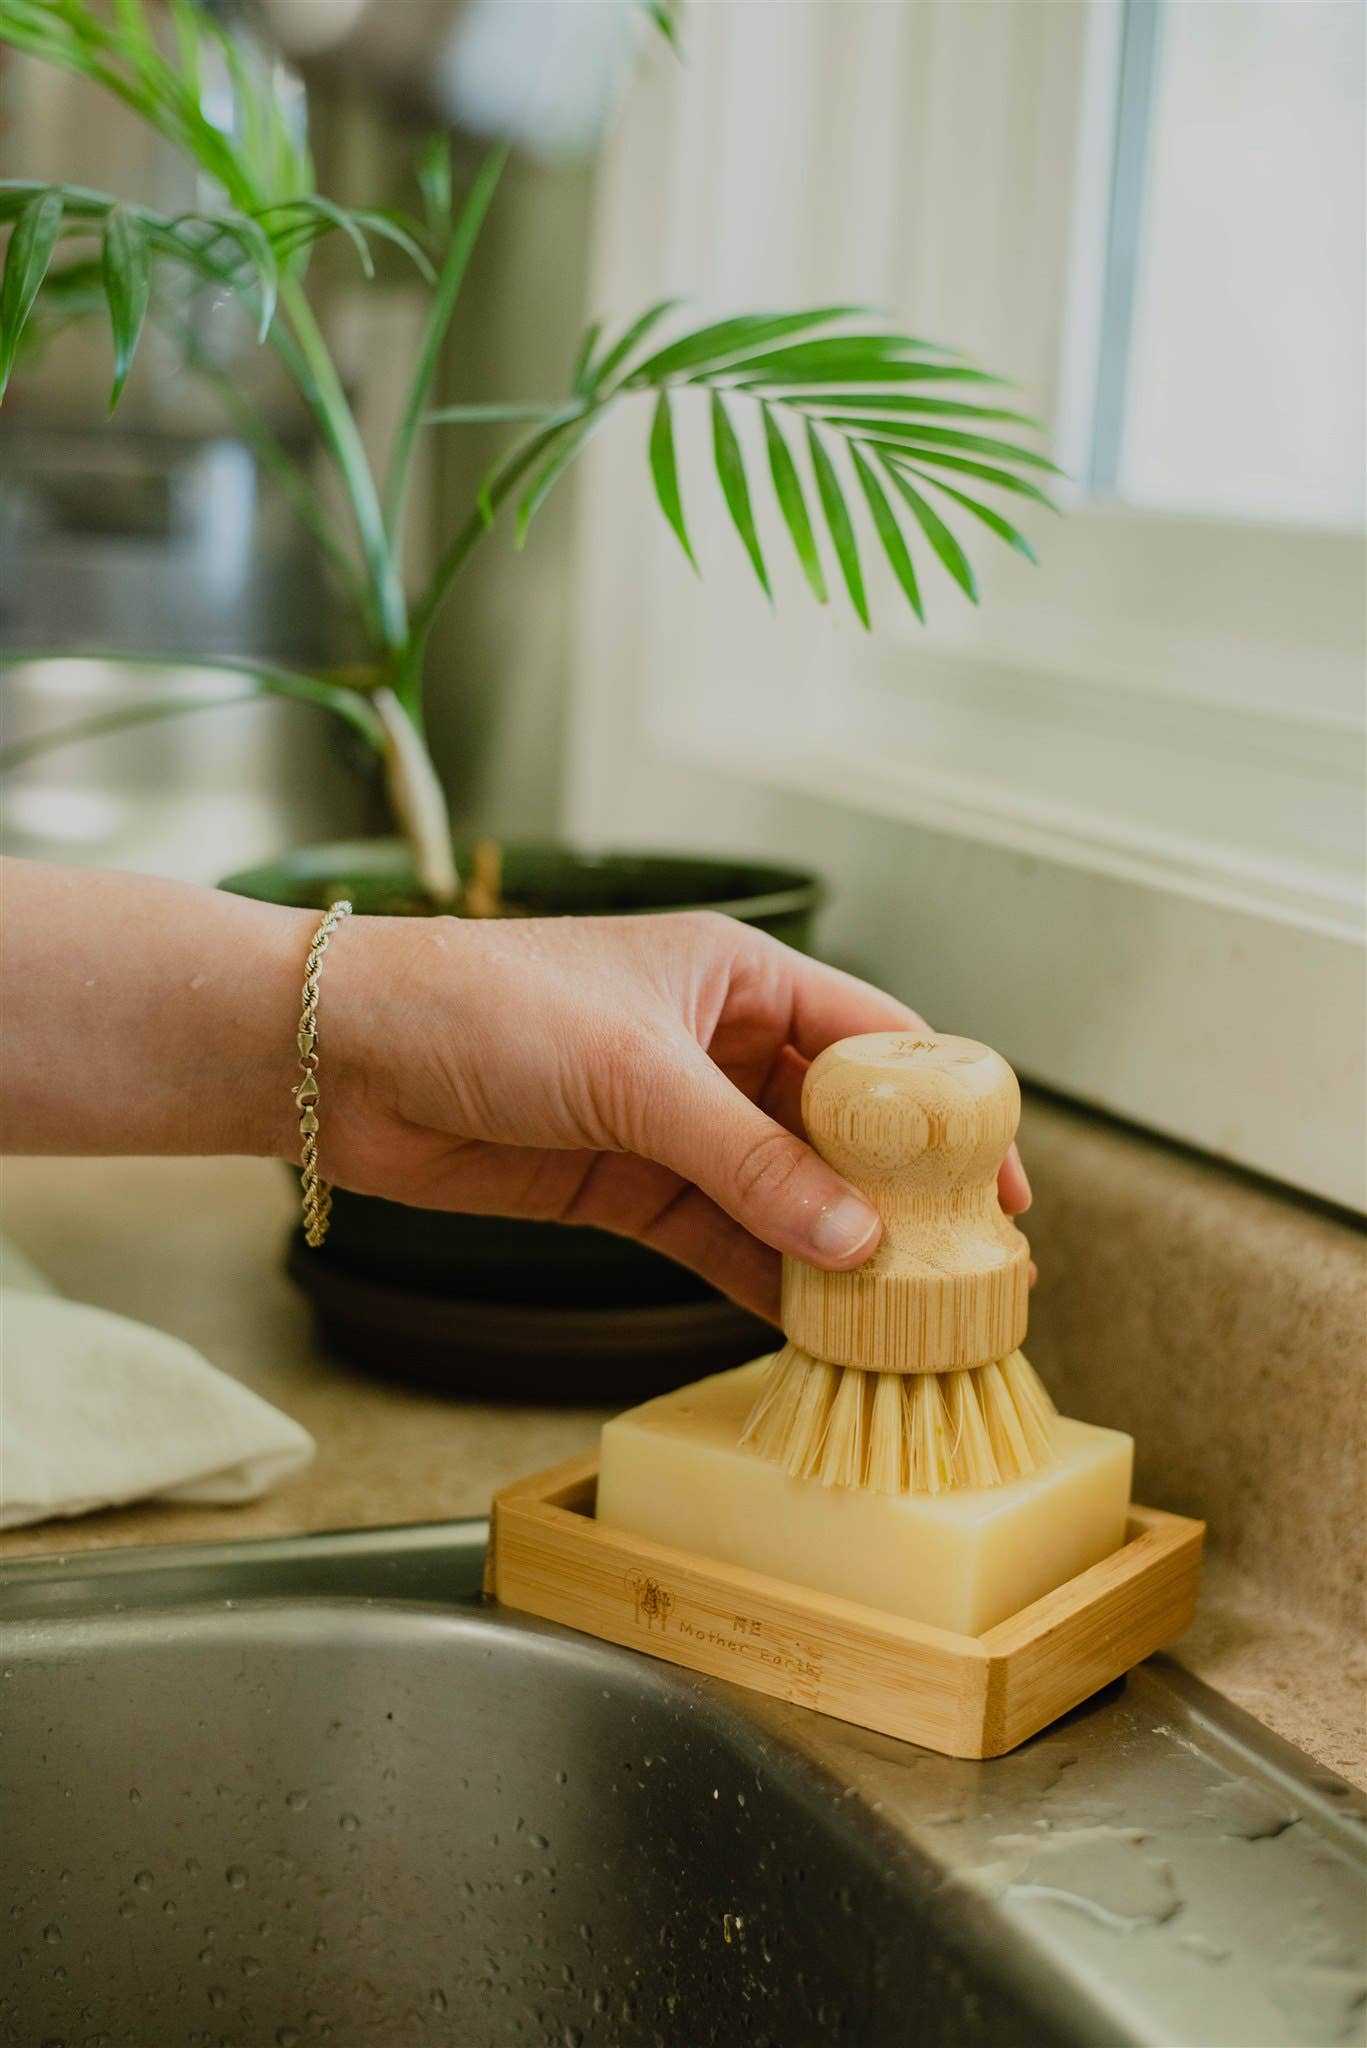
[2,1523,1364,2048]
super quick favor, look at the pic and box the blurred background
[2,0,1364,1213]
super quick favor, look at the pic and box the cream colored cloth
[0,1251,314,1530]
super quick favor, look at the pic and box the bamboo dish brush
[739,1031,1058,1494]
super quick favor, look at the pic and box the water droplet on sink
[128,1788,142,1805]
[133,1871,153,1892]
[429,1990,447,2014]
[225,1868,248,1890]
[207,1988,226,2011]
[285,1791,308,1813]
[1178,1932,1230,1964]
[276,2030,299,2047]
[42,1924,61,1944]
[311,1936,327,1955]
[1201,1777,1299,1841]
[240,1957,261,1979]
[338,1814,359,1834]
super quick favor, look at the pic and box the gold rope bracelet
[295,900,352,1249]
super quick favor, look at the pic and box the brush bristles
[739,1343,1058,1494]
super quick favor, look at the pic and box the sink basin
[2,1523,1364,2047]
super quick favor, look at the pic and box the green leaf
[0,183,52,224]
[762,402,825,604]
[806,422,868,628]
[911,474,1038,564]
[879,447,1060,510]
[416,133,452,235]
[0,187,63,398]
[348,207,437,283]
[515,411,606,545]
[259,197,373,276]
[648,390,697,572]
[570,319,603,395]
[630,308,863,384]
[31,254,104,310]
[101,203,149,410]
[426,400,581,425]
[849,445,922,621]
[710,391,770,597]
[169,209,278,338]
[641,0,680,47]
[734,356,1005,389]
[166,0,203,96]
[0,653,387,772]
[110,0,153,46]
[879,462,978,604]
[708,334,958,383]
[809,394,1042,428]
[584,297,682,389]
[840,418,1060,473]
[382,143,506,555]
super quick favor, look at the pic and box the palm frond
[423,303,1057,626]
[0,653,387,774]
[0,179,432,408]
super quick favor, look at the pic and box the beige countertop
[0,1154,611,1557]
[3,1149,1362,1793]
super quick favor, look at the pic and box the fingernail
[809,1193,880,1262]
[1009,1143,1033,1212]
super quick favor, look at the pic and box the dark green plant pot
[222,837,822,1401]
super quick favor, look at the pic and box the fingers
[784,953,928,1062]
[633,1183,781,1323]
[639,1045,881,1269]
[998,1141,1032,1214]
[756,1043,807,1136]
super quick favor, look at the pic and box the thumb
[642,1047,881,1269]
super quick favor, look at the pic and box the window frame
[565,0,1366,1209]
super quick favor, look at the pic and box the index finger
[783,952,929,1062]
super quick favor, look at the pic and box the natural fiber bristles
[739,1343,1058,1495]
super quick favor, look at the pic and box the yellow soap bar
[597,1359,1134,1637]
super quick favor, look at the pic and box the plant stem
[409,412,596,653]
[383,145,507,577]
[277,274,408,651]
[371,685,459,904]
[0,655,387,773]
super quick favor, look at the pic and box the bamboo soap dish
[488,1032,1203,1759]
[486,1455,1201,1759]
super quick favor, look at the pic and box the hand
[323,909,1032,1323]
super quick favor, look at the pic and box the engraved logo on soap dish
[627,1573,674,1631]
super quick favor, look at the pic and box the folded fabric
[1,1288,315,1530]
[0,1235,57,1296]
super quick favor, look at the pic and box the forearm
[0,859,317,1158]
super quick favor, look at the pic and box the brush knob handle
[781,1031,1029,1373]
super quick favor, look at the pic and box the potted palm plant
[0,0,1057,1392]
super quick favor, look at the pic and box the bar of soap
[597,1359,1133,1637]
